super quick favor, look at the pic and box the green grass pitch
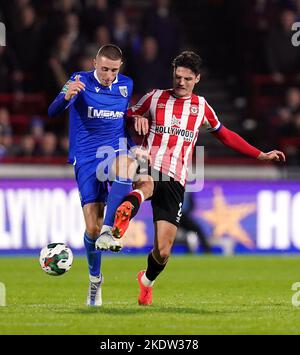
[1,254,300,335]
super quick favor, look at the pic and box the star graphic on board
[199,187,256,248]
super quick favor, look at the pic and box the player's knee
[134,178,154,199]
[143,181,154,199]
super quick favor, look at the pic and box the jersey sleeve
[48,73,81,117]
[212,125,261,158]
[127,89,157,117]
[201,99,222,132]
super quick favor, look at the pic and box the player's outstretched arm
[48,75,85,117]
[212,125,286,162]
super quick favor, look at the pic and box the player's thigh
[83,202,105,238]
[75,160,109,207]
[151,179,185,227]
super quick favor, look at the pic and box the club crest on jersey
[119,86,128,97]
[190,105,199,115]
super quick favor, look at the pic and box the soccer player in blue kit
[48,44,136,306]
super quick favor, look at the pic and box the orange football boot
[112,201,134,239]
[137,270,153,306]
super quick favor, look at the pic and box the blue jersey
[48,70,133,164]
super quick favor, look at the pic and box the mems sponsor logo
[88,106,124,119]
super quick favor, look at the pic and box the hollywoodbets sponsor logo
[155,125,194,142]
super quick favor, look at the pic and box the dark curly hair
[172,51,203,76]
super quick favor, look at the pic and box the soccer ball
[39,243,73,276]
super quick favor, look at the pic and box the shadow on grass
[65,305,242,316]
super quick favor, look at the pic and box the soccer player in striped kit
[111,51,286,305]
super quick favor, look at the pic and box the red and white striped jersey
[127,89,221,186]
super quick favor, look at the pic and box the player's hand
[257,150,286,162]
[65,75,86,101]
[133,115,149,135]
[136,146,152,165]
[131,146,152,165]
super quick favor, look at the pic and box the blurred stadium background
[0,0,300,256]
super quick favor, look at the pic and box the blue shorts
[74,148,134,207]
[74,159,109,207]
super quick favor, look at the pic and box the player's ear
[93,58,97,69]
[195,74,201,84]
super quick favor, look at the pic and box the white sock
[89,274,102,283]
[141,273,155,287]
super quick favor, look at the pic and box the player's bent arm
[211,125,286,162]
[48,92,72,117]
[48,74,85,117]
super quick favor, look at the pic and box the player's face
[94,56,123,87]
[173,67,200,98]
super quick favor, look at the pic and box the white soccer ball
[39,243,73,276]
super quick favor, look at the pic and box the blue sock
[84,233,101,277]
[103,178,132,227]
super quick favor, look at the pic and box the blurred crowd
[0,0,300,165]
[239,0,300,166]
[0,0,183,96]
[0,0,184,161]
